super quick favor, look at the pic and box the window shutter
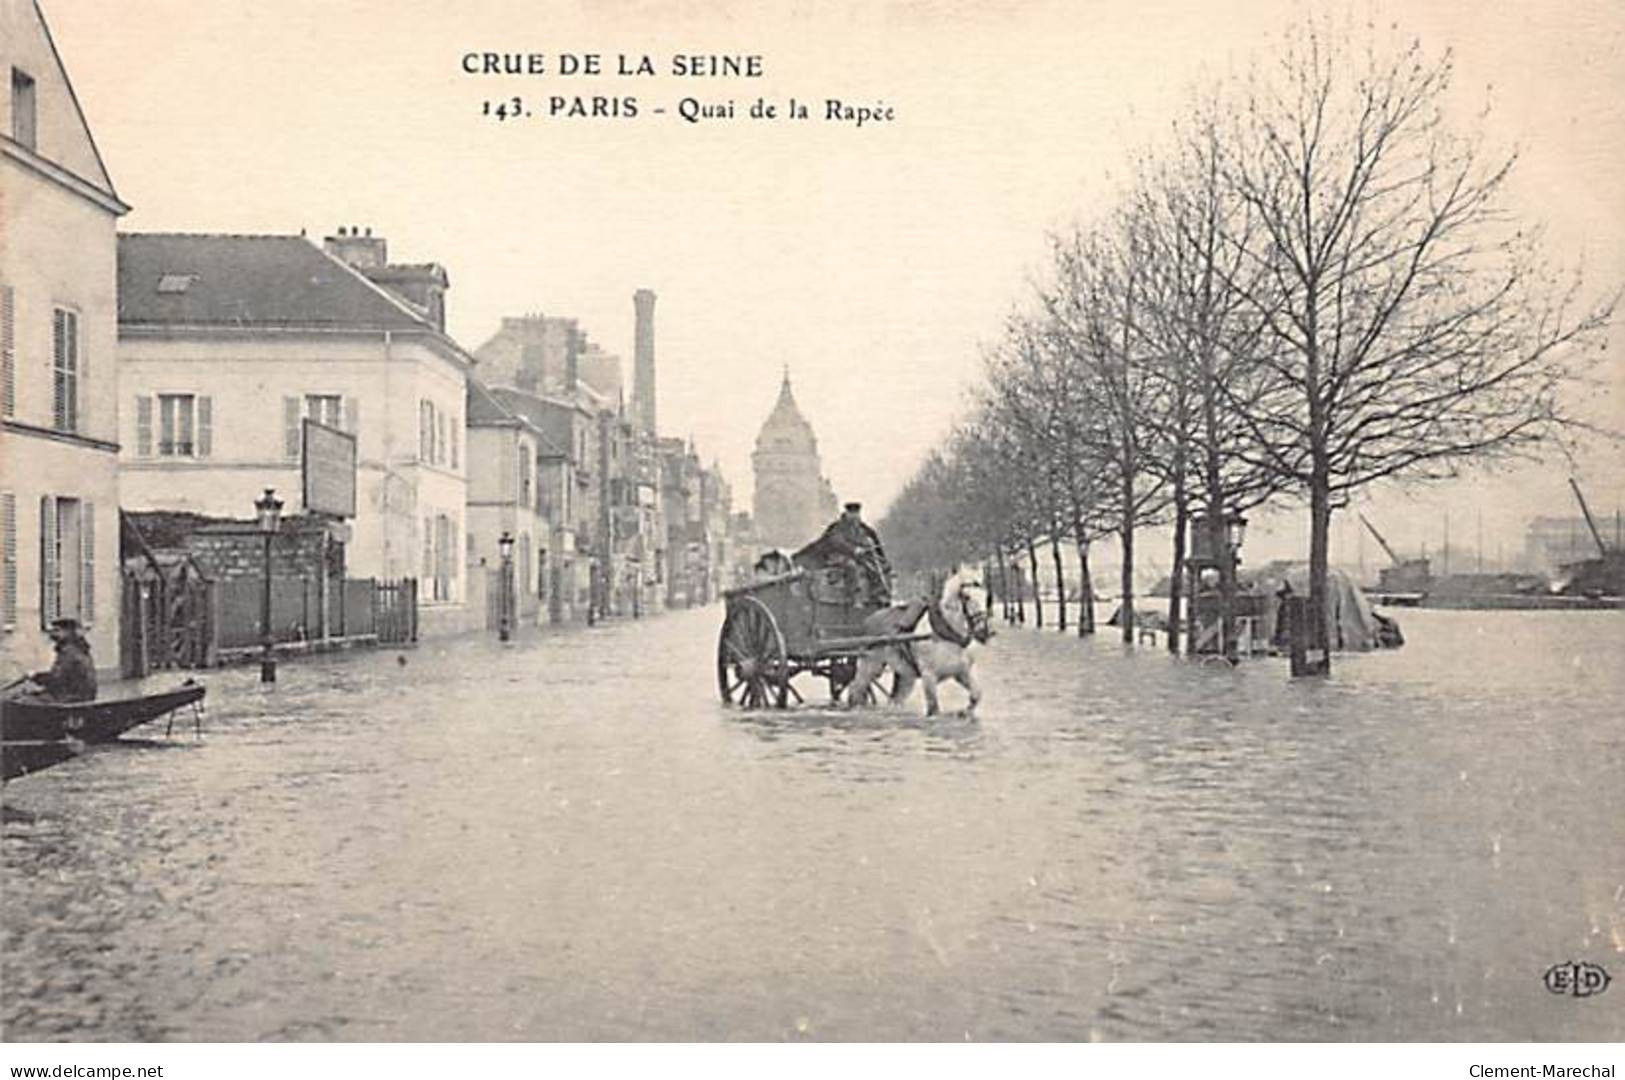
[451,417,460,470]
[344,395,359,438]
[1,492,16,630]
[1,284,14,417]
[81,501,94,625]
[136,395,153,456]
[39,496,57,627]
[197,396,213,457]
[284,396,301,459]
[52,310,66,429]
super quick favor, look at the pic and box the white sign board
[302,418,357,518]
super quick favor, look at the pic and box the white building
[116,231,475,631]
[1,0,130,674]
[465,379,558,628]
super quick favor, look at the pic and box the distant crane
[1559,477,1623,598]
[1568,476,1611,557]
[1358,513,1401,566]
[1358,512,1431,601]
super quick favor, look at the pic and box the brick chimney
[323,225,387,269]
[632,289,657,436]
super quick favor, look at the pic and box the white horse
[844,571,993,716]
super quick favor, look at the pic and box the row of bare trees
[878,21,1614,667]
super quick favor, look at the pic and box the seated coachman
[794,502,894,606]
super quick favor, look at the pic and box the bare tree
[1218,22,1614,668]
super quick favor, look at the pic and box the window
[422,512,456,602]
[1,284,14,417]
[159,394,195,456]
[1,492,16,630]
[285,394,353,458]
[11,69,36,150]
[518,446,532,508]
[305,394,342,428]
[39,496,93,627]
[52,308,79,432]
[419,398,444,465]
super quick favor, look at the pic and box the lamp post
[498,530,515,642]
[255,487,283,683]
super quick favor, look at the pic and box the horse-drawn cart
[717,567,923,708]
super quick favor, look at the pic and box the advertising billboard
[302,418,357,518]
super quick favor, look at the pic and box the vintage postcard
[1,0,1621,1066]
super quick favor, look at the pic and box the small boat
[0,731,82,782]
[4,682,206,744]
[2,682,205,781]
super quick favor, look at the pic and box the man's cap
[49,617,81,632]
[843,502,862,512]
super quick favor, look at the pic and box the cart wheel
[717,597,790,709]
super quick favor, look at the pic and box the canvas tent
[1245,563,1398,652]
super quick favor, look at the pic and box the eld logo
[1543,961,1611,998]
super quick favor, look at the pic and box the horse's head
[941,571,993,644]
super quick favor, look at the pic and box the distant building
[465,380,559,629]
[485,386,597,622]
[116,230,475,633]
[1524,515,1616,573]
[1,0,130,673]
[472,313,622,405]
[750,371,837,552]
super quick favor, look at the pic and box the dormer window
[11,69,36,150]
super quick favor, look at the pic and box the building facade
[465,380,556,629]
[750,371,837,553]
[488,386,596,622]
[115,230,475,632]
[1,0,130,674]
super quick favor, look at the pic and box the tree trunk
[1119,492,1135,643]
[1027,538,1044,628]
[1073,521,1095,635]
[1013,550,1026,624]
[1168,490,1187,654]
[1308,466,1333,674]
[1051,533,1067,632]
[993,542,1011,622]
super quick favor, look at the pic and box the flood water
[3,604,1621,1041]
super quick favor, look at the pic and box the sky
[42,0,1625,569]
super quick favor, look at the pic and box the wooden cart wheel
[717,597,790,709]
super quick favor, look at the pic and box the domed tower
[752,370,833,551]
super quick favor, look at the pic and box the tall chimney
[632,289,657,436]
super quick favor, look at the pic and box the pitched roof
[485,386,570,457]
[466,380,518,426]
[118,233,441,332]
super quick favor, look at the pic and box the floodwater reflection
[3,606,1621,1041]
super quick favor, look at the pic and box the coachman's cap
[843,502,862,513]
[49,617,81,632]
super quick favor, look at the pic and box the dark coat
[34,636,98,703]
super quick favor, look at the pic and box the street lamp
[255,487,283,683]
[1225,512,1248,557]
[497,531,515,642]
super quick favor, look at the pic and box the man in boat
[798,502,894,606]
[23,618,98,703]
